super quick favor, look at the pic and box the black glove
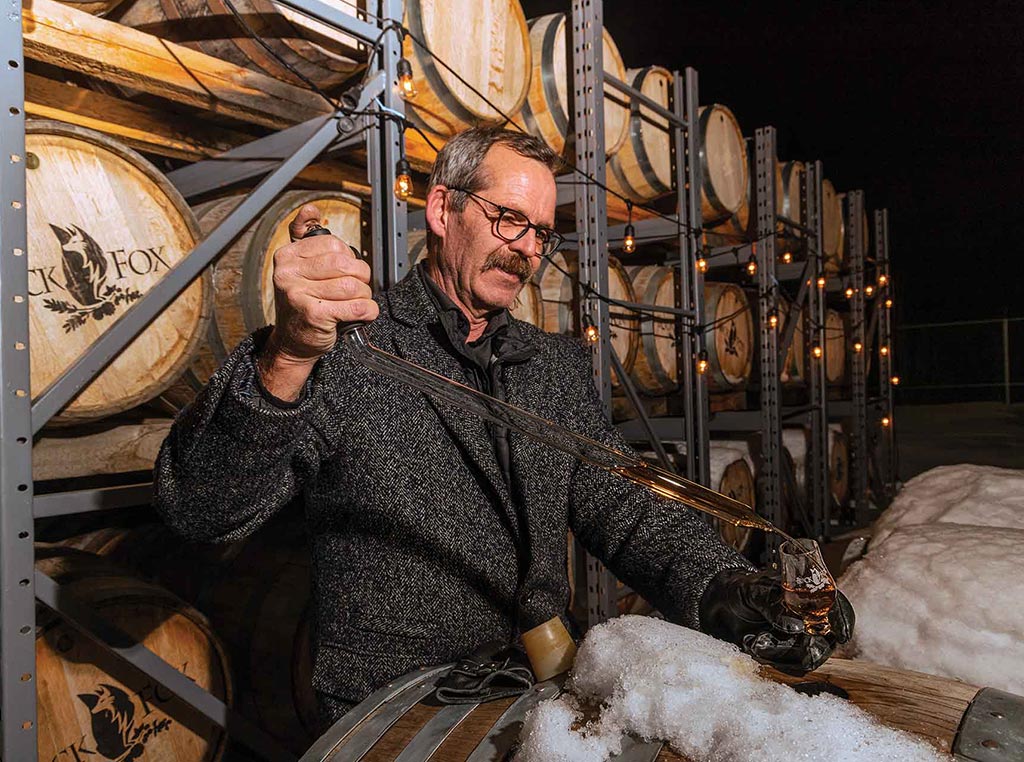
[698,567,855,674]
[433,641,535,705]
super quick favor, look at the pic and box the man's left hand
[698,568,855,674]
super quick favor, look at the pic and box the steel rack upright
[566,0,709,628]
[0,0,408,758]
[874,209,897,503]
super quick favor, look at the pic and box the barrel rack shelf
[1,1,899,759]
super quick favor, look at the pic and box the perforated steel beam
[875,209,896,503]
[847,190,870,524]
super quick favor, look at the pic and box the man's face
[436,145,557,315]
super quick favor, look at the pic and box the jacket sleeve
[563,342,755,630]
[153,328,337,544]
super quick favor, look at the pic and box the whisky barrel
[114,0,364,90]
[625,267,752,393]
[709,442,756,553]
[606,67,674,203]
[519,13,629,158]
[401,0,531,136]
[782,424,851,507]
[699,105,750,225]
[407,228,544,328]
[778,160,805,255]
[60,520,320,755]
[158,190,363,411]
[300,657,997,761]
[35,546,231,762]
[60,0,129,16]
[706,148,788,246]
[25,120,212,424]
[821,178,845,269]
[539,252,638,385]
[825,307,847,384]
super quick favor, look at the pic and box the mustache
[482,251,533,283]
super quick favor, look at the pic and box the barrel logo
[34,223,159,333]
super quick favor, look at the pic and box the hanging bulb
[622,223,636,254]
[845,286,855,299]
[397,57,417,99]
[881,416,891,428]
[878,274,889,286]
[697,256,708,274]
[853,341,863,353]
[812,345,823,359]
[891,375,901,386]
[394,157,413,200]
[746,254,758,277]
[817,274,826,289]
[880,345,890,356]
[865,284,875,297]
[781,251,792,264]
[582,315,599,343]
[885,298,893,308]
[696,350,709,375]
[768,311,779,330]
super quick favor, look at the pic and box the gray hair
[426,127,559,259]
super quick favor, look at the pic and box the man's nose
[508,228,541,259]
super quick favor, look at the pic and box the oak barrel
[538,252,639,385]
[115,0,365,90]
[699,104,750,225]
[25,120,212,424]
[300,656,997,760]
[407,228,544,329]
[782,424,851,507]
[159,190,363,410]
[778,160,805,254]
[61,520,320,755]
[625,267,753,393]
[705,146,784,243]
[709,443,756,553]
[825,307,847,384]
[519,13,629,158]
[35,546,231,762]
[606,66,674,203]
[401,0,531,137]
[822,178,845,269]
[59,0,129,16]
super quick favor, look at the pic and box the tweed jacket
[153,269,752,707]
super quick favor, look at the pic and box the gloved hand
[698,567,855,674]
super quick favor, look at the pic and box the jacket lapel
[386,273,517,522]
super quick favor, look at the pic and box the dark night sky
[522,0,1024,325]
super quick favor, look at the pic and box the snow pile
[839,522,1024,694]
[516,616,947,762]
[871,464,1024,548]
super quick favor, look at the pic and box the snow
[839,522,1024,695]
[515,616,947,762]
[870,464,1024,548]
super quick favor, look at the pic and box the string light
[623,200,636,253]
[881,416,891,428]
[845,286,855,299]
[812,345,823,359]
[781,251,792,264]
[885,298,893,308]
[582,315,599,343]
[878,274,889,286]
[768,311,779,330]
[394,157,413,200]
[817,274,826,289]
[853,341,863,353]
[697,256,708,274]
[397,57,417,99]
[891,375,901,385]
[864,284,875,297]
[880,345,890,356]
[746,254,758,277]
[696,350,709,375]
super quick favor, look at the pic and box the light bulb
[878,274,889,286]
[845,286,855,299]
[585,324,599,343]
[697,351,709,375]
[812,345,823,359]
[885,298,893,308]
[880,345,890,356]
[697,257,708,274]
[746,255,758,277]
[817,275,826,289]
[865,284,875,297]
[854,341,863,353]
[768,312,779,330]
[397,58,417,99]
[781,251,792,264]
[394,158,413,200]
[623,224,636,254]
[891,375,900,385]
[881,416,891,428]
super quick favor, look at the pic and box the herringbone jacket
[153,269,751,707]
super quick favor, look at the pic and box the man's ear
[425,185,450,240]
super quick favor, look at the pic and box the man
[154,127,852,725]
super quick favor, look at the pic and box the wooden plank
[23,0,327,129]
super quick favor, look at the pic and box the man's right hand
[258,204,379,401]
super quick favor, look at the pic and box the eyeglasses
[448,187,564,258]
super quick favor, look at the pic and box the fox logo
[50,223,108,307]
